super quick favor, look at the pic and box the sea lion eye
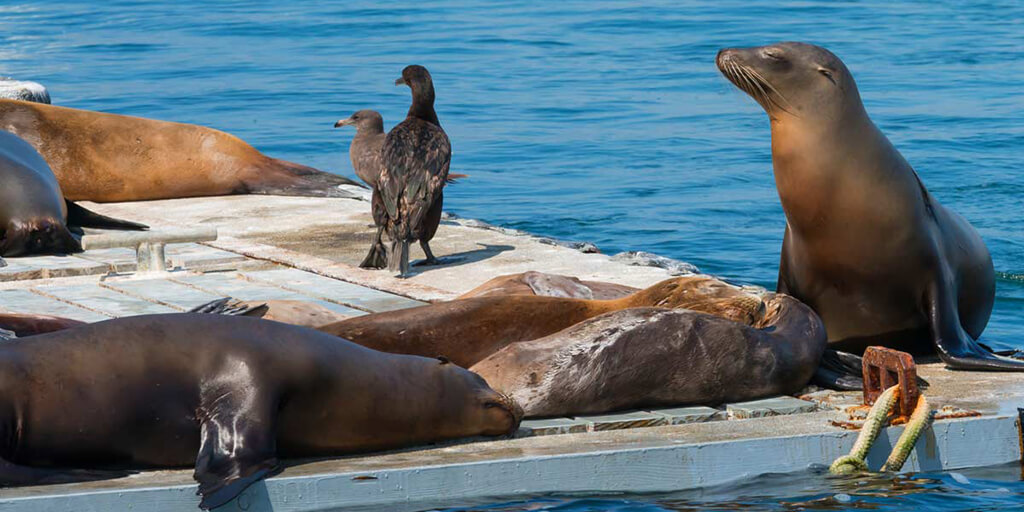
[818,68,836,84]
[763,49,785,61]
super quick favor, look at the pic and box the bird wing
[380,120,451,238]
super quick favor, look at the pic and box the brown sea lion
[320,276,769,368]
[0,99,363,203]
[473,294,826,417]
[717,42,1022,372]
[459,271,639,300]
[1,130,147,257]
[0,314,521,509]
[0,312,86,338]
[236,299,351,328]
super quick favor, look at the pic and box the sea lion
[1,130,147,257]
[0,99,363,203]
[374,65,451,275]
[472,294,826,417]
[0,78,50,104]
[716,42,1022,371]
[320,275,769,368]
[0,313,86,338]
[0,314,521,509]
[459,271,640,300]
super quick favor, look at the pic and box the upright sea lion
[459,271,639,300]
[0,99,363,202]
[0,314,521,509]
[375,65,451,275]
[1,130,147,257]
[473,294,826,417]
[717,42,1022,371]
[321,275,770,367]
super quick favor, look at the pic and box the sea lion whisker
[745,66,796,115]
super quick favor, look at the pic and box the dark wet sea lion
[717,42,1020,371]
[320,276,770,368]
[1,130,147,257]
[0,314,521,509]
[0,99,363,203]
[374,65,451,275]
[472,294,826,417]
[459,271,640,300]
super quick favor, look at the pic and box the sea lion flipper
[194,398,280,510]
[928,279,1024,371]
[64,200,148,231]
[188,298,269,318]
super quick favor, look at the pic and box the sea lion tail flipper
[188,298,269,318]
[247,158,367,199]
[811,349,865,390]
[65,200,148,231]
[194,399,280,510]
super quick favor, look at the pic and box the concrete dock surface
[0,194,1020,511]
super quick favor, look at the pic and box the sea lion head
[716,42,859,122]
[333,109,384,133]
[0,219,80,257]
[433,357,524,437]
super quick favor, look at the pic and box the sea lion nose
[716,49,737,68]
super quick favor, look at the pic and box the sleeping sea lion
[458,271,639,300]
[320,275,771,368]
[0,99,363,202]
[1,130,146,257]
[472,294,826,417]
[0,314,521,509]
[717,42,1023,371]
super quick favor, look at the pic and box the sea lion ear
[436,356,451,365]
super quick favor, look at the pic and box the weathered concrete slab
[519,417,589,436]
[575,411,669,431]
[648,405,727,425]
[73,248,139,273]
[166,244,247,269]
[83,196,679,298]
[0,289,109,322]
[0,255,108,282]
[171,272,365,317]
[31,285,176,317]
[99,278,225,311]
[727,396,819,419]
[241,268,425,312]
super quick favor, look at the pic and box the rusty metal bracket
[862,346,919,420]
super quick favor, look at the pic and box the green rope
[881,394,935,472]
[829,385,899,475]
[829,384,935,475]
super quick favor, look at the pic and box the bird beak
[334,118,353,128]
[395,77,406,86]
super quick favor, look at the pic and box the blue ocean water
[428,463,1024,512]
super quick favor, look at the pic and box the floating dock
[0,195,1021,511]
